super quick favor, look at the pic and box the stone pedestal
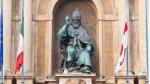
[4,76,13,84]
[55,73,96,84]
[137,75,146,84]
[15,76,34,84]
[94,78,105,84]
[116,75,135,84]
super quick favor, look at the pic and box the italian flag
[15,22,24,73]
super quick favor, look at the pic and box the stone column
[98,19,102,77]
[24,0,32,74]
[3,0,13,84]
[138,0,146,75]
[148,0,150,82]
[45,15,53,77]
[3,0,12,75]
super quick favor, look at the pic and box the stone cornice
[12,14,138,21]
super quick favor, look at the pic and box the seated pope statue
[57,10,94,74]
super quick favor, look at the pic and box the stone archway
[34,0,117,79]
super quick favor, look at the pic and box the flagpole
[148,0,150,83]
[1,0,4,83]
[21,0,24,84]
[124,0,129,83]
[1,6,3,84]
[145,0,149,83]
[126,47,129,84]
[22,64,24,84]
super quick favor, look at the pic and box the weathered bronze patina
[57,10,94,74]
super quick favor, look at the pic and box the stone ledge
[94,78,106,84]
[136,75,146,79]
[45,74,107,84]
[116,75,136,79]
[15,76,34,84]
[55,73,96,78]
[45,78,58,84]
[15,75,34,79]
[4,75,14,79]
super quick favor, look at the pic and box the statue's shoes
[79,66,92,74]
[68,67,74,71]
[84,69,91,74]
[81,69,91,74]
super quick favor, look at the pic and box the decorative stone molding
[102,14,117,21]
[12,15,21,21]
[4,76,13,84]
[32,14,53,21]
[116,75,136,84]
[55,73,96,84]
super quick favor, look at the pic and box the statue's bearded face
[72,18,80,29]
[72,18,80,24]
[71,10,81,28]
[72,15,81,28]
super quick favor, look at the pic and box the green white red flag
[15,21,24,73]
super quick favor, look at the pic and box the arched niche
[52,0,99,75]
[34,0,117,79]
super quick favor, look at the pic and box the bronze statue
[57,10,94,74]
